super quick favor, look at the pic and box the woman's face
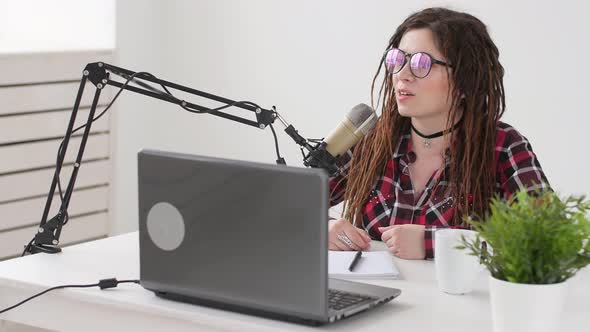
[392,28,454,122]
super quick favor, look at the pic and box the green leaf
[461,189,590,284]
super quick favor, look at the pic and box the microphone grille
[346,103,378,134]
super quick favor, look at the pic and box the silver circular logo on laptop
[146,202,185,251]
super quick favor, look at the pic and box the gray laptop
[137,149,401,326]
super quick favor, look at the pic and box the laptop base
[154,290,326,326]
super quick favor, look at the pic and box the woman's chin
[397,106,415,117]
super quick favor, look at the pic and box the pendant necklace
[411,121,461,148]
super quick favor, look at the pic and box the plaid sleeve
[424,226,438,259]
[328,149,353,206]
[496,125,551,198]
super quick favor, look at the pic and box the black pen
[348,250,363,272]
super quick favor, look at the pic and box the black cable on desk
[0,278,140,315]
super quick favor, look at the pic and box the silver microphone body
[323,103,378,158]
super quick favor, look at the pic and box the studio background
[2,0,587,236]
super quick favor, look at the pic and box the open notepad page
[328,251,400,280]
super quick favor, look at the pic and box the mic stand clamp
[28,214,66,254]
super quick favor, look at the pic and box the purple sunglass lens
[385,49,405,72]
[410,53,432,77]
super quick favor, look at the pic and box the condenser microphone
[286,103,378,176]
[322,103,378,158]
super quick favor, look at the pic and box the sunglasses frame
[383,47,452,78]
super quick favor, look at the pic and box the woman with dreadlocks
[328,7,550,259]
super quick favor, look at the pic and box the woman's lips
[396,88,415,103]
[397,94,414,103]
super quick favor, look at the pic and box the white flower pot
[489,275,568,332]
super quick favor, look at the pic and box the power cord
[0,278,140,315]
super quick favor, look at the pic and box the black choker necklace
[411,121,461,148]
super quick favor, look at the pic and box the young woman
[328,7,549,259]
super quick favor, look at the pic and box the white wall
[114,0,590,234]
[0,0,115,53]
[112,0,168,235]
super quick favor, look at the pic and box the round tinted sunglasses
[384,48,452,78]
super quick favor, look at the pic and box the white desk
[0,233,587,332]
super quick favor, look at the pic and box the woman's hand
[328,218,371,251]
[378,224,425,259]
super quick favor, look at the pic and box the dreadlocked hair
[343,7,505,227]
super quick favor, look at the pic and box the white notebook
[328,251,400,280]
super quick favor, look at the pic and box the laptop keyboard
[328,289,375,311]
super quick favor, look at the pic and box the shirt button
[408,151,417,163]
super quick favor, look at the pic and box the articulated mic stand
[24,62,288,255]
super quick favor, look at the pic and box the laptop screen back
[138,150,329,320]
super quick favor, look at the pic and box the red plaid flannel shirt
[329,121,550,259]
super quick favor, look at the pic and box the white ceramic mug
[434,229,481,294]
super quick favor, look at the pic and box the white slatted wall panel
[0,51,115,259]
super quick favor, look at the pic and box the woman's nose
[396,60,414,82]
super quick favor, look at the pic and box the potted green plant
[460,189,590,332]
